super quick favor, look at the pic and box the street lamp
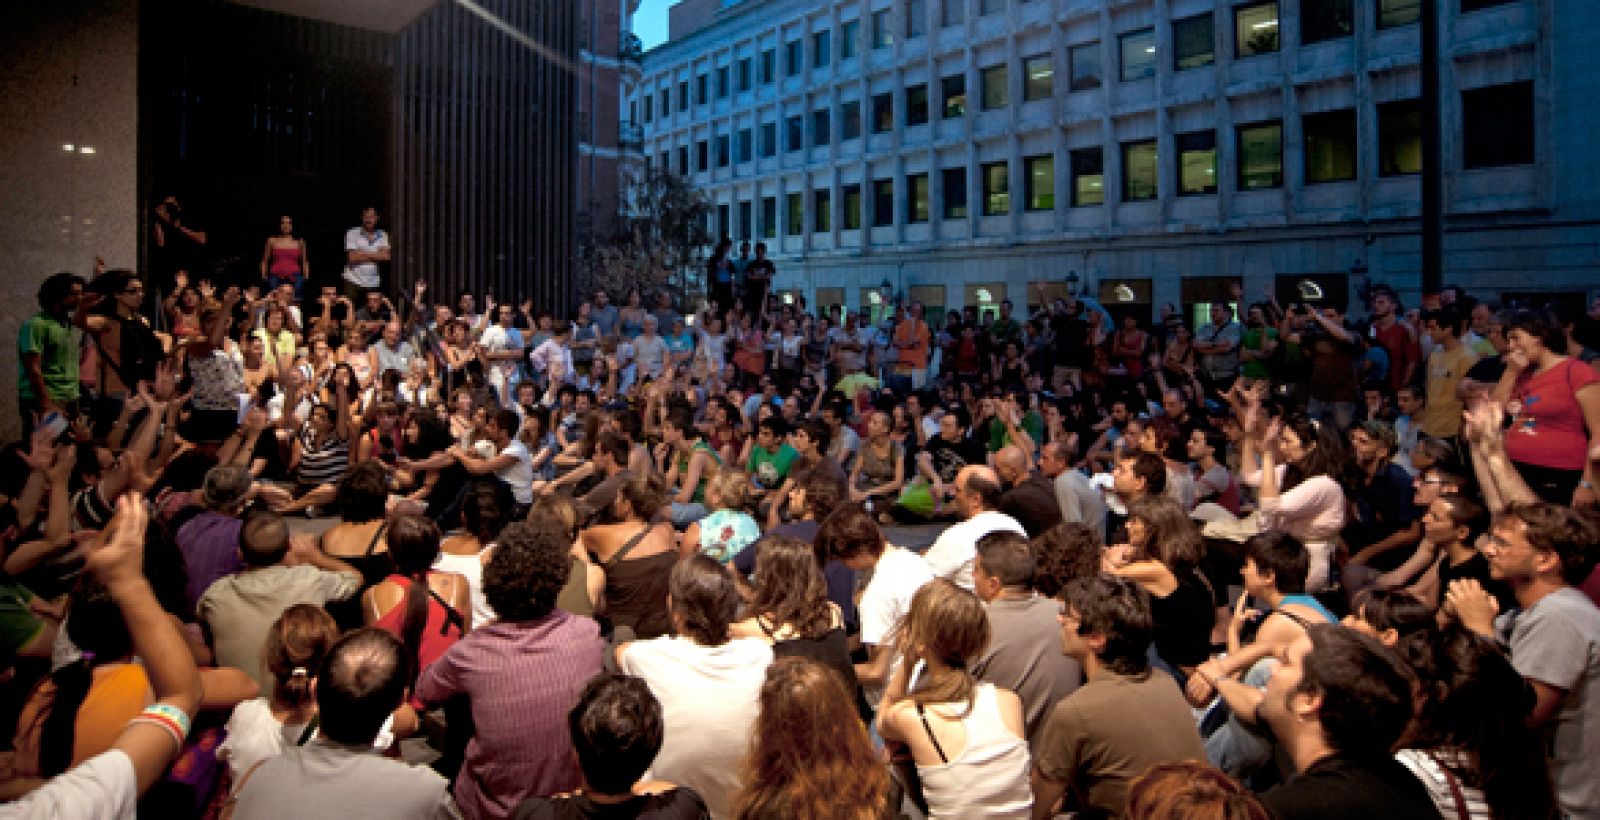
[1066,271,1080,296]
[1350,259,1371,304]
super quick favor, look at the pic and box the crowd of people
[3,231,1600,820]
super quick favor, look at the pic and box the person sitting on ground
[1104,496,1216,682]
[1038,440,1108,542]
[1031,575,1205,820]
[618,556,774,819]
[655,405,722,528]
[993,445,1064,538]
[878,579,1032,819]
[1124,761,1269,820]
[175,464,252,610]
[417,521,607,820]
[733,469,858,633]
[314,462,395,630]
[509,674,707,820]
[579,471,678,639]
[217,604,340,779]
[363,514,470,683]
[432,482,508,626]
[229,629,457,819]
[970,531,1084,751]
[680,468,761,565]
[821,503,935,696]
[923,465,1026,591]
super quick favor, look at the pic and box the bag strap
[604,525,654,570]
[364,521,389,557]
[218,757,269,820]
[915,703,950,765]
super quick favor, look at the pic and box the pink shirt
[1247,465,1346,544]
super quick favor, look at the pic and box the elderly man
[369,321,419,378]
[923,464,1026,590]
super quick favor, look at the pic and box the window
[696,140,709,171]
[677,81,689,110]
[1301,0,1353,44]
[1070,148,1104,206]
[814,31,831,67]
[738,201,753,238]
[718,204,730,236]
[1235,2,1279,57]
[1024,154,1054,210]
[716,66,729,98]
[677,145,689,174]
[942,74,968,117]
[737,128,753,163]
[1378,0,1419,26]
[982,161,1010,215]
[908,173,931,222]
[942,167,969,218]
[1069,42,1102,91]
[907,84,930,125]
[786,115,804,152]
[1173,14,1215,70]
[843,184,863,229]
[1462,82,1534,168]
[1303,108,1358,183]
[786,192,804,235]
[660,88,670,113]
[1460,0,1514,11]
[941,0,965,26]
[813,109,831,146]
[696,74,708,105]
[842,20,860,59]
[814,188,832,232]
[981,64,1008,109]
[761,197,777,238]
[981,0,1003,14]
[842,100,863,139]
[1120,29,1156,81]
[785,41,803,76]
[1176,131,1217,195]
[873,93,894,132]
[759,49,776,83]
[657,150,668,169]
[1122,140,1158,200]
[873,10,895,48]
[1023,55,1054,101]
[759,122,777,157]
[908,0,927,38]
[1377,99,1421,176]
[715,134,730,167]
[1236,121,1283,189]
[737,58,752,91]
[873,179,895,226]
[642,95,653,122]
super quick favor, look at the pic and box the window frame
[1023,154,1055,211]
[1070,147,1105,206]
[942,166,969,219]
[1069,42,1102,91]
[1302,108,1358,184]
[1119,28,1157,82]
[1023,54,1055,102]
[1173,13,1216,71]
[981,160,1011,215]
[1235,120,1284,190]
[1121,139,1159,201]
[1234,2,1280,58]
[980,64,1008,110]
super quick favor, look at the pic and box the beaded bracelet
[129,703,192,749]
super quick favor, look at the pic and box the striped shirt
[297,427,349,486]
[1395,749,1490,820]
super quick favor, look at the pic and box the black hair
[461,482,509,544]
[482,521,570,622]
[386,514,442,684]
[1506,309,1567,355]
[316,629,412,745]
[338,462,390,523]
[669,555,740,646]
[568,674,665,795]
[37,272,84,311]
[1298,625,1415,758]
[963,472,1004,510]
[1120,450,1168,496]
[38,581,133,775]
[1244,531,1309,594]
[1060,575,1154,676]
[800,418,831,452]
[1421,306,1467,338]
[975,531,1035,589]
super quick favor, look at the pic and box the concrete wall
[0,0,140,440]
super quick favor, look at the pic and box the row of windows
[638,0,1522,124]
[672,81,1533,237]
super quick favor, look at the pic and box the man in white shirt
[450,408,534,514]
[923,465,1026,590]
[822,504,934,701]
[478,303,524,406]
[341,207,389,302]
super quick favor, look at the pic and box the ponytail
[37,657,96,776]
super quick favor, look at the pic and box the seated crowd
[2,266,1599,820]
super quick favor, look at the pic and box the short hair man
[923,465,1026,590]
[1112,450,1168,504]
[232,629,457,819]
[971,532,1083,750]
[993,445,1064,538]
[175,465,252,609]
[1039,441,1108,542]
[1031,576,1205,819]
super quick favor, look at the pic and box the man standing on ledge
[343,207,390,303]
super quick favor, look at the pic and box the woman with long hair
[432,483,508,626]
[363,513,470,681]
[1395,625,1557,820]
[1239,385,1348,591]
[1105,496,1215,680]
[260,214,309,296]
[580,471,679,638]
[731,536,861,711]
[217,605,340,778]
[877,580,1031,819]
[732,657,891,820]
[1126,761,1268,820]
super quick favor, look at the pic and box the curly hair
[483,521,571,622]
[1031,522,1104,599]
[732,657,891,820]
[749,536,836,641]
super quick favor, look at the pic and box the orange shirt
[894,321,931,370]
[14,663,150,776]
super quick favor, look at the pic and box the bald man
[993,445,1063,538]
[923,464,1026,590]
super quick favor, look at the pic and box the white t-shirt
[479,325,521,379]
[0,749,137,820]
[621,636,773,820]
[496,439,534,505]
[217,697,312,780]
[342,227,388,288]
[924,510,1027,591]
[860,546,936,647]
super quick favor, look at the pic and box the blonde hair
[706,468,751,512]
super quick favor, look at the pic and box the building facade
[632,0,1600,325]
[578,0,648,245]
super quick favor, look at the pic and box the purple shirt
[176,511,244,609]
[415,609,606,820]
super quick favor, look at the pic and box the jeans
[670,502,708,529]
[1306,399,1355,433]
[1205,657,1279,779]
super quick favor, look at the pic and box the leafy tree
[578,167,713,305]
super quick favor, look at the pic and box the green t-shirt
[988,411,1044,452]
[746,442,799,490]
[1241,327,1279,380]
[0,581,45,665]
[16,312,78,402]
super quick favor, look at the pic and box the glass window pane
[1462,82,1534,168]
[1069,42,1102,91]
[842,101,862,139]
[942,74,968,117]
[760,122,777,157]
[873,11,895,47]
[814,31,831,67]
[1378,0,1420,27]
[1378,99,1422,176]
[982,65,1008,109]
[1120,29,1156,81]
[786,115,804,152]
[1176,131,1217,195]
[1173,14,1215,70]
[814,189,831,233]
[1303,108,1358,183]
[760,50,775,83]
[813,109,831,146]
[942,167,969,218]
[1071,148,1104,206]
[1122,140,1158,200]
[1235,2,1280,57]
[761,197,777,238]
[1024,55,1054,101]
[843,184,862,229]
[842,20,860,58]
[873,179,895,226]
[909,174,931,222]
[1236,121,1283,189]
[942,0,965,26]
[908,0,927,38]
[1025,155,1054,210]
[786,192,804,235]
[907,84,930,125]
[873,93,894,132]
[1300,0,1353,44]
[982,161,1010,215]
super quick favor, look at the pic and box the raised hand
[85,495,150,588]
[152,360,178,402]
[173,271,189,291]
[1461,398,1505,450]
[198,279,216,300]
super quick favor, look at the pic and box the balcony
[619,120,645,153]
[619,32,643,64]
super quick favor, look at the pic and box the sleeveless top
[600,527,676,639]
[372,573,466,677]
[678,441,723,504]
[433,548,493,626]
[323,523,393,631]
[759,619,866,719]
[915,684,1033,819]
[269,244,303,277]
[1149,567,1217,667]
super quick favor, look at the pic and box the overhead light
[79,146,96,154]
[782,292,795,304]
[1113,284,1136,303]
[1252,20,1277,29]
[1297,279,1324,301]
[61,143,75,152]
